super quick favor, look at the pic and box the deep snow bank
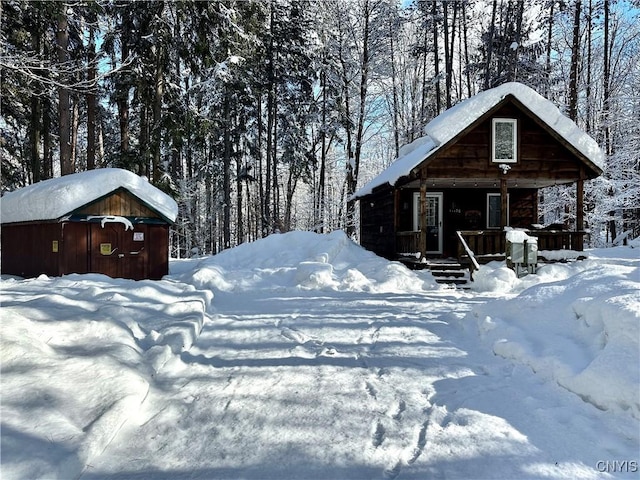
[0,274,211,480]
[177,230,439,293]
[468,253,640,420]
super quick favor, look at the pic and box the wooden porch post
[576,169,585,251]
[576,172,584,231]
[419,174,427,259]
[500,178,508,229]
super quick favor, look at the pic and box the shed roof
[353,82,605,198]
[1,168,178,224]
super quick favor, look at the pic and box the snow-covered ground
[1,230,639,479]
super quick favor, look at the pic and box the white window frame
[492,118,517,163]
[487,193,509,229]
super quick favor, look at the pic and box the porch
[396,229,587,264]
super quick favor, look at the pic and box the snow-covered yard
[1,231,638,479]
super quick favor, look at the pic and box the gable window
[487,193,509,229]
[492,118,517,163]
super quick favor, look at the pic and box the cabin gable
[415,99,596,188]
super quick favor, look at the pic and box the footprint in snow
[280,327,309,344]
[372,420,385,448]
[365,381,377,399]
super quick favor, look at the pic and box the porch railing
[396,231,420,255]
[456,230,505,259]
[456,231,481,280]
[456,230,586,258]
[396,229,587,260]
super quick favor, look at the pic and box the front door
[413,192,443,254]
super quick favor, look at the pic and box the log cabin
[353,82,604,271]
[1,168,178,280]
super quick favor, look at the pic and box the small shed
[1,168,178,280]
[352,82,604,265]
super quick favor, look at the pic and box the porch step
[398,257,471,287]
[428,263,470,286]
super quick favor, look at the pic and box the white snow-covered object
[87,215,135,231]
[1,168,178,224]
[505,229,537,244]
[353,82,605,198]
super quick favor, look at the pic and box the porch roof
[353,82,604,199]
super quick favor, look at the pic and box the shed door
[61,223,89,274]
[90,223,149,280]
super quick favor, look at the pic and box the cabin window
[492,118,517,163]
[487,193,509,229]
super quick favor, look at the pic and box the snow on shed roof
[354,82,605,198]
[1,168,179,224]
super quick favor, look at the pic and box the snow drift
[176,230,439,293]
[1,231,638,479]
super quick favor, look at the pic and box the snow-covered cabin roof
[1,168,178,224]
[354,82,605,198]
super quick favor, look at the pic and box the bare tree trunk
[462,2,472,98]
[57,11,73,175]
[43,97,52,179]
[70,96,79,169]
[603,0,616,241]
[484,0,498,90]
[236,154,244,244]
[29,13,42,183]
[507,1,524,81]
[389,13,400,159]
[433,0,441,113]
[272,92,279,230]
[585,0,593,134]
[139,104,150,177]
[345,0,372,237]
[223,89,232,249]
[420,16,429,122]
[30,95,41,183]
[152,48,164,183]
[568,0,581,122]
[257,95,266,236]
[86,25,96,170]
[264,3,275,235]
[443,1,457,108]
[318,68,328,233]
[545,1,555,96]
[116,33,130,165]
[603,0,611,154]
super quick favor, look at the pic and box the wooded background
[2,0,638,257]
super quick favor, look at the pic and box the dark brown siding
[1,223,61,277]
[360,188,395,259]
[148,224,170,280]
